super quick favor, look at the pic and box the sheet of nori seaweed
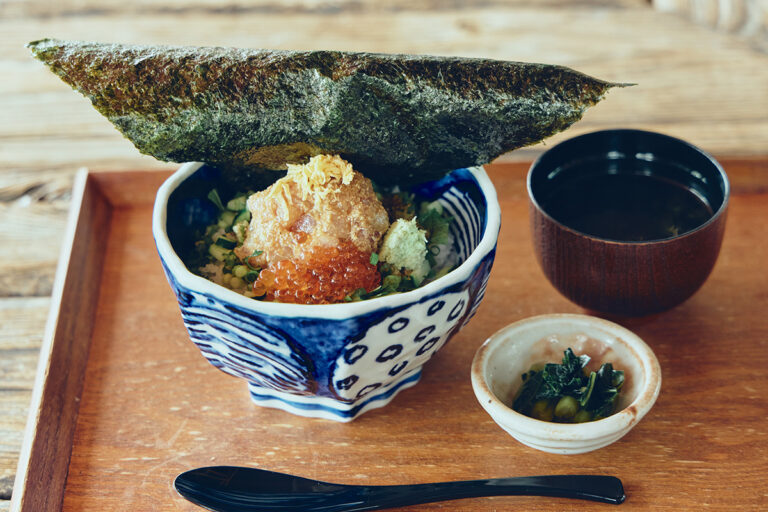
[28,38,624,184]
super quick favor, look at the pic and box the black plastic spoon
[174,466,625,511]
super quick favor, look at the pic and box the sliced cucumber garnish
[217,210,237,228]
[215,236,237,249]
[208,244,232,262]
[234,210,251,224]
[227,196,248,212]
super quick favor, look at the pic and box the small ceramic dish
[471,314,661,454]
[154,162,500,422]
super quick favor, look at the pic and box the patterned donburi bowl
[153,163,500,421]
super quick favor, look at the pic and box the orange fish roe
[252,242,381,304]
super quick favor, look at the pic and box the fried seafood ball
[234,155,390,303]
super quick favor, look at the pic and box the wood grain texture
[653,0,768,52]
[9,172,112,512]
[2,0,768,509]
[3,1,768,171]
[0,0,651,18]
[0,297,49,495]
[0,202,70,297]
[8,163,763,511]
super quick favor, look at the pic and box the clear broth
[541,172,713,241]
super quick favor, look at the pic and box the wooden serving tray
[11,161,768,511]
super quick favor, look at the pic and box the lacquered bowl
[528,129,729,316]
[153,163,500,422]
[471,314,661,454]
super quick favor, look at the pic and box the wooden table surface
[1,1,767,510]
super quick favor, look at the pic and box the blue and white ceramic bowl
[153,162,500,422]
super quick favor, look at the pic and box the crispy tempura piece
[235,155,389,268]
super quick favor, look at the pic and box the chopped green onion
[223,252,238,268]
[227,195,248,211]
[369,252,379,265]
[208,244,231,262]
[246,249,263,270]
[234,210,251,225]
[344,288,368,302]
[207,189,226,212]
[398,276,417,292]
[579,371,597,407]
[215,236,237,249]
[381,274,401,290]
[217,210,237,228]
[233,222,248,243]
[417,204,452,245]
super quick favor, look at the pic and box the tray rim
[9,168,170,512]
[11,169,106,512]
[8,158,766,511]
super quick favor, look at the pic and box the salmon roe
[252,242,381,304]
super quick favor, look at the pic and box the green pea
[574,409,592,423]
[229,276,244,289]
[554,395,579,420]
[232,265,248,278]
[382,274,401,289]
[531,400,554,422]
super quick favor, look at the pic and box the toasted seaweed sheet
[29,38,626,184]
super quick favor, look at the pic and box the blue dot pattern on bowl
[331,289,469,401]
[158,165,496,421]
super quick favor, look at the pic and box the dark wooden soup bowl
[528,129,729,316]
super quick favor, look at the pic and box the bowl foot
[247,368,422,422]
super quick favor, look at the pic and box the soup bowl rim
[526,128,730,245]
